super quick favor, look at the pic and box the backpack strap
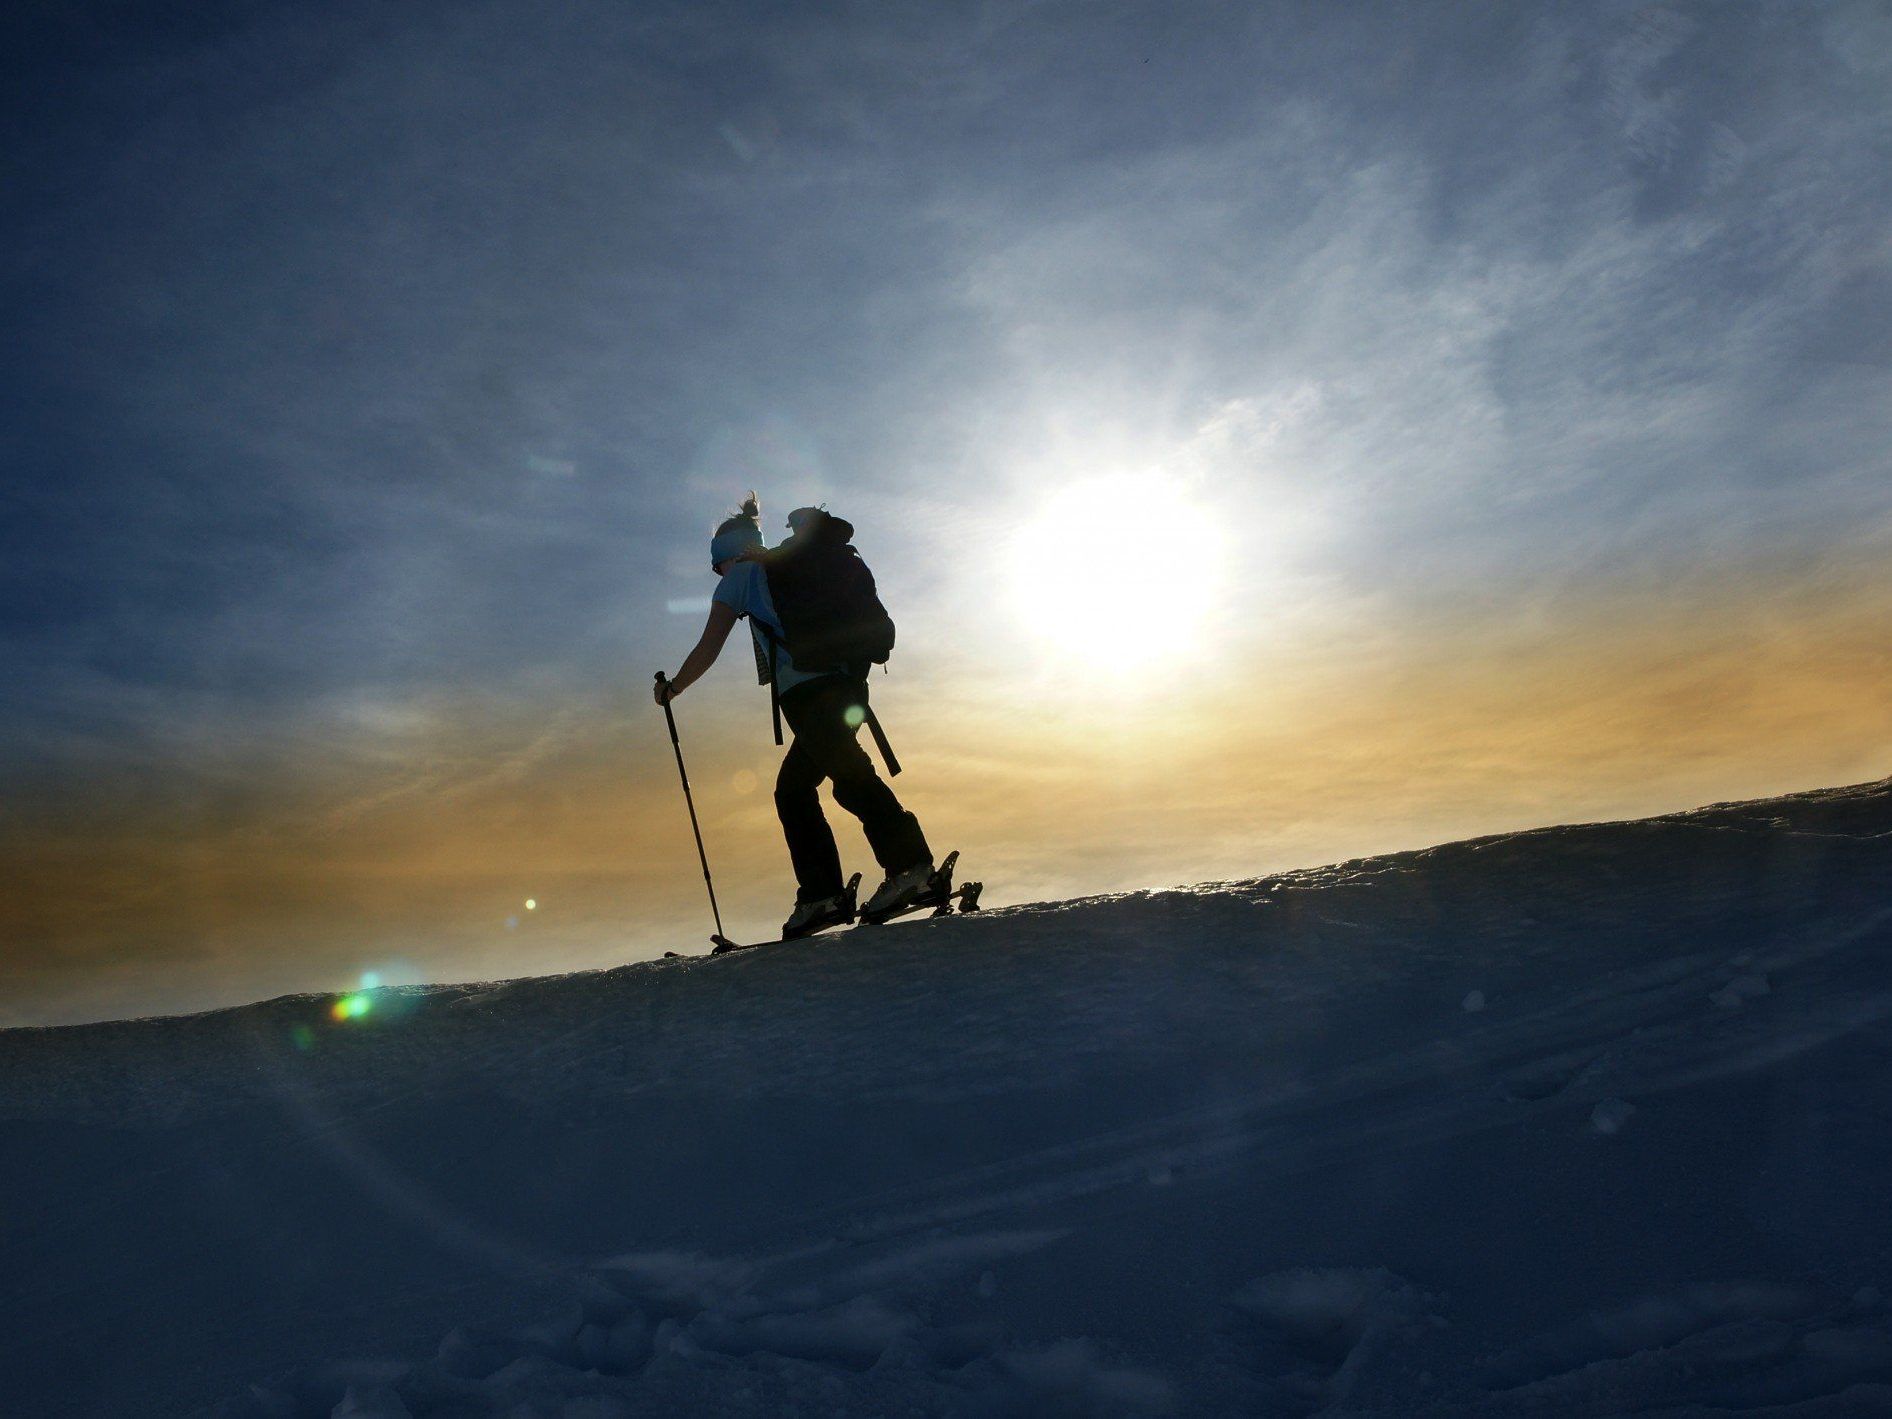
[745,616,786,747]
[766,626,783,747]
[862,703,900,777]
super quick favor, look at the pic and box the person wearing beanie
[655,496,934,938]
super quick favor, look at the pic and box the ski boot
[782,875,861,940]
[859,851,982,925]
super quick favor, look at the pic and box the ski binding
[858,850,983,926]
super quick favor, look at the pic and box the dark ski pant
[776,676,930,903]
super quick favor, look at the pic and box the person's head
[710,493,763,573]
[784,504,851,548]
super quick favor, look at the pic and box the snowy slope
[3,778,1892,1417]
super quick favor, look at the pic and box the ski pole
[654,672,724,940]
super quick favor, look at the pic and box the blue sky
[4,0,1890,1023]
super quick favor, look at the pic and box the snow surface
[3,777,1892,1416]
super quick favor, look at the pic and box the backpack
[760,511,896,673]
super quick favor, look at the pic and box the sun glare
[1005,474,1225,675]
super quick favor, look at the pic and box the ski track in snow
[3,779,1892,1415]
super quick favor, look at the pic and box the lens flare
[844,704,866,728]
[525,898,537,911]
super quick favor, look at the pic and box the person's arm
[655,600,741,702]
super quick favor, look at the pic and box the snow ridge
[1,776,1890,1417]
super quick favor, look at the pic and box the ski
[706,920,849,955]
[707,872,862,954]
[660,853,981,958]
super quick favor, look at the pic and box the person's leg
[833,777,930,874]
[774,735,846,902]
[782,679,931,873]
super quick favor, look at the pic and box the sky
[3,0,1890,1026]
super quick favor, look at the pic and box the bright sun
[1005,474,1226,675]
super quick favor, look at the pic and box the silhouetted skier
[655,496,934,938]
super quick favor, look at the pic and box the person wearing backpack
[653,497,934,938]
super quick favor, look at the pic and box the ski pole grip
[654,672,679,739]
